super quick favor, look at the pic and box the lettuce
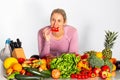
[50,53,80,78]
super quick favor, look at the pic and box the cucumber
[23,67,51,78]
[15,74,43,80]
[40,70,51,75]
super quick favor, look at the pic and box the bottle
[0,38,12,62]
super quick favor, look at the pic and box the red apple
[101,65,110,72]
[92,68,101,76]
[99,71,108,79]
[90,72,96,78]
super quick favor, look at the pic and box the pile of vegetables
[50,53,80,78]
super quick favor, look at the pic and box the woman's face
[50,13,66,30]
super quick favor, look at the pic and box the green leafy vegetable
[50,53,80,78]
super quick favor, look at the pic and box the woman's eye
[52,19,55,21]
[58,20,61,22]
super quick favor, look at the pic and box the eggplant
[30,55,40,59]
[115,61,120,70]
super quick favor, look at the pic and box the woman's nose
[53,22,57,27]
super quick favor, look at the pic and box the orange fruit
[12,63,22,72]
[52,69,61,79]
[110,58,116,64]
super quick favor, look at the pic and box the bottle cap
[5,38,11,44]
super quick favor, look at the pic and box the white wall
[0,0,120,60]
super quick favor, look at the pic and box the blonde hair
[50,8,67,22]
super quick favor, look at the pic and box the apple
[99,71,108,79]
[90,72,96,78]
[92,68,101,76]
[101,65,110,72]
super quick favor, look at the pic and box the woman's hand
[42,28,51,41]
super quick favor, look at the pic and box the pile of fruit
[2,30,118,80]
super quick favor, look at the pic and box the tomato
[51,27,59,32]
[77,75,82,79]
[84,74,89,79]
[70,74,75,78]
[81,75,85,79]
[18,58,25,64]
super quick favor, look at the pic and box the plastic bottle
[0,38,12,62]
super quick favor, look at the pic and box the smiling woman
[38,8,79,58]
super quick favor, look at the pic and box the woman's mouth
[51,27,59,32]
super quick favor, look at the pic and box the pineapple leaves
[104,30,118,49]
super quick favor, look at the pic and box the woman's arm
[69,30,79,54]
[38,28,50,58]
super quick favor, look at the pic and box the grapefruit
[3,57,18,69]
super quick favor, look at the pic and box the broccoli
[88,55,104,68]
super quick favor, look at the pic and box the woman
[38,8,78,58]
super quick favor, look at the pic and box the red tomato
[51,27,59,32]
[77,75,82,79]
[70,74,75,78]
[84,74,89,79]
[81,75,85,79]
[18,58,25,64]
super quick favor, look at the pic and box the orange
[52,69,61,79]
[12,63,22,72]
[110,58,116,64]
[6,68,13,75]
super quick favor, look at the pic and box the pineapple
[102,30,118,59]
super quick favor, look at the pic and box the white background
[0,0,120,60]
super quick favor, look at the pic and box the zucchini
[23,67,51,78]
[40,70,51,75]
[15,74,43,80]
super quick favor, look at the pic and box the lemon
[3,57,18,69]
[96,52,103,59]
